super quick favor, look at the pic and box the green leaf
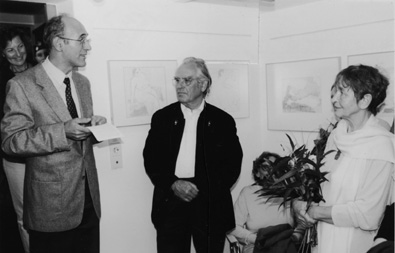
[286,134,295,151]
[273,170,298,185]
[323,149,336,157]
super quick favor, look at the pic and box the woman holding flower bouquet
[296,65,395,253]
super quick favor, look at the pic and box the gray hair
[182,57,212,97]
[43,14,68,51]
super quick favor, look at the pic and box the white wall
[60,1,260,252]
[45,0,394,252]
[233,1,393,251]
[250,0,394,194]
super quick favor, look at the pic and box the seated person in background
[229,152,296,253]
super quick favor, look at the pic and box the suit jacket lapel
[72,73,89,118]
[35,65,71,123]
[171,103,185,163]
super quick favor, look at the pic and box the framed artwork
[266,57,341,131]
[108,60,177,126]
[348,51,394,124]
[206,62,249,118]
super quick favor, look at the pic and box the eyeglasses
[172,76,201,87]
[58,36,91,46]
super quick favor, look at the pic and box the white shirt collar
[42,58,72,85]
[180,100,205,116]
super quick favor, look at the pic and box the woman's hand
[307,205,334,224]
[245,233,257,245]
[292,200,317,227]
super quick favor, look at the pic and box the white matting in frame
[108,60,177,126]
[266,57,341,131]
[348,51,394,124]
[206,62,249,119]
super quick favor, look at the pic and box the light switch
[110,143,123,169]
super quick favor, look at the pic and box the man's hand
[171,180,199,202]
[90,115,107,126]
[64,118,92,140]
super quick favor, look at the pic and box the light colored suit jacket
[1,64,101,232]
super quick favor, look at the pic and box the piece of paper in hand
[87,123,123,141]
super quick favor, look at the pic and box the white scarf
[333,115,394,163]
[315,115,395,253]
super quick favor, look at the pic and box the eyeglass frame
[172,76,205,87]
[58,36,91,46]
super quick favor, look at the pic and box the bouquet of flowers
[255,124,336,252]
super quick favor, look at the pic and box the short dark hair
[43,14,67,51]
[182,57,212,97]
[333,65,389,115]
[252,151,280,182]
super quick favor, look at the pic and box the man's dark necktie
[64,77,79,119]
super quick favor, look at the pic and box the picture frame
[347,51,394,125]
[108,60,177,127]
[206,62,250,119]
[266,57,341,131]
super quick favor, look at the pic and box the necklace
[11,63,28,74]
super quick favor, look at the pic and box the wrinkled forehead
[175,62,199,77]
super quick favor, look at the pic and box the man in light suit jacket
[1,14,106,253]
[143,57,243,253]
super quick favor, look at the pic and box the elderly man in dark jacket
[144,57,243,253]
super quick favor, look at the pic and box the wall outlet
[110,144,123,169]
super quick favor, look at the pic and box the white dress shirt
[42,59,81,117]
[174,101,205,178]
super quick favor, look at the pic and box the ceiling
[0,0,326,27]
[261,0,325,11]
[177,0,325,11]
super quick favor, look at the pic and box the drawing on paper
[108,60,176,126]
[206,63,249,118]
[266,57,341,131]
[123,67,166,118]
[282,76,322,113]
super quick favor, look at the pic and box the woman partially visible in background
[0,25,35,253]
[33,40,48,64]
